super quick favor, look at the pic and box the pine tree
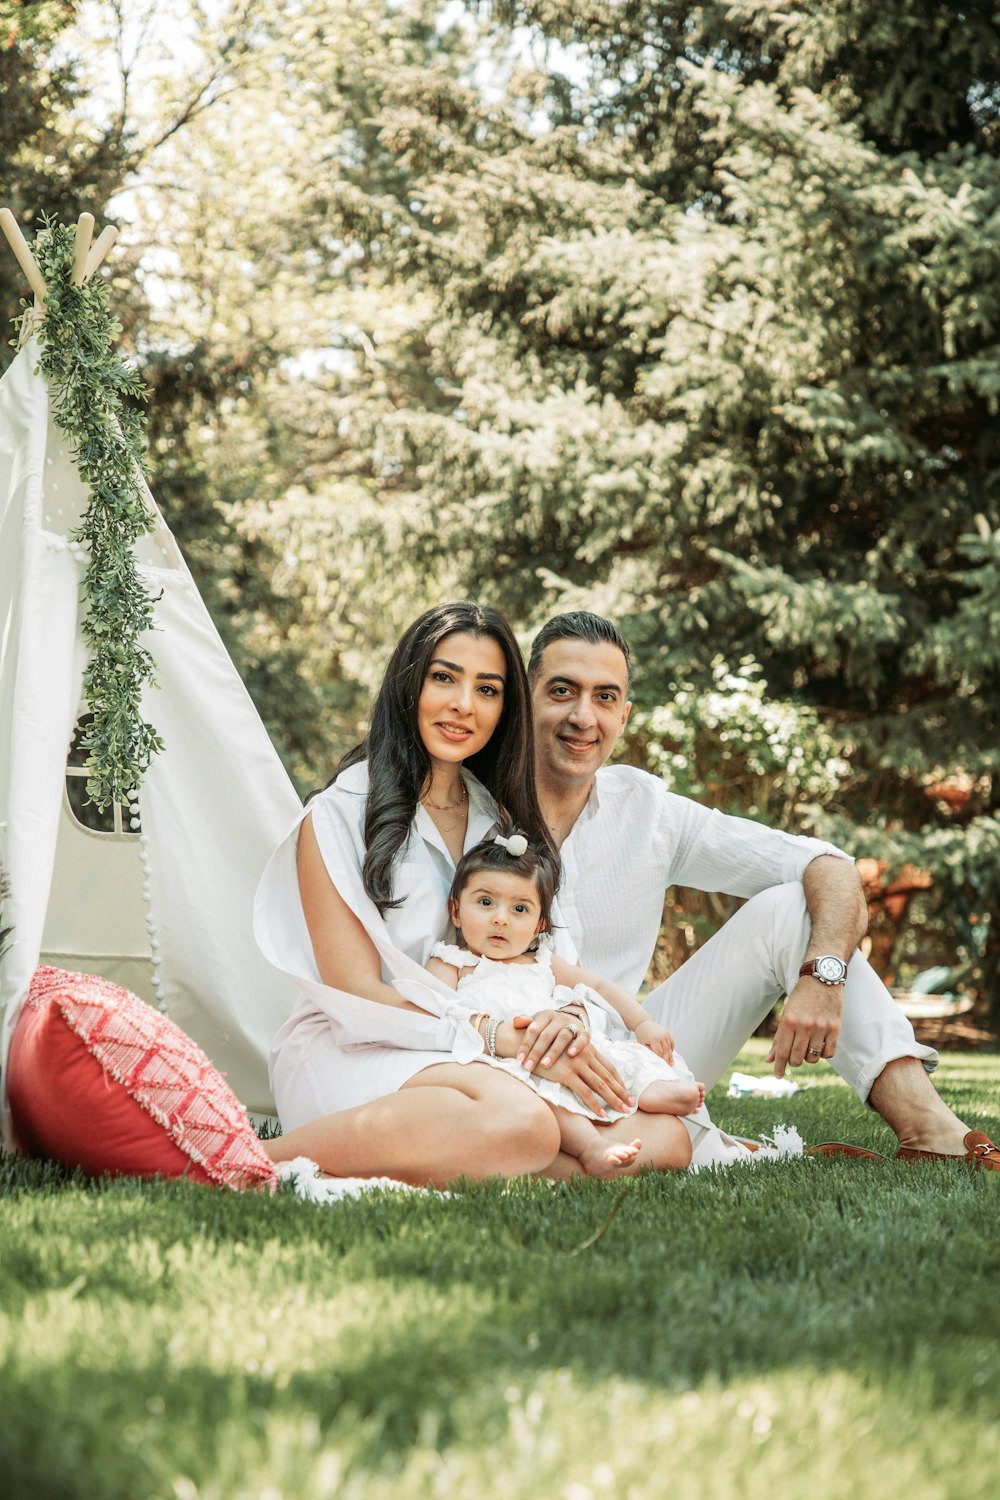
[318,0,1000,1016]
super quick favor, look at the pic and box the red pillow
[8,967,278,1192]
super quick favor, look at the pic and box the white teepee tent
[0,212,301,1146]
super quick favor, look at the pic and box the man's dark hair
[527,611,633,690]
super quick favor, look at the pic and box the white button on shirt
[557,765,853,995]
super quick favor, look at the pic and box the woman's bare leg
[541,1113,692,1181]
[265,1064,561,1188]
[544,1150,587,1181]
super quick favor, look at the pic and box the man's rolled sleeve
[668,804,854,900]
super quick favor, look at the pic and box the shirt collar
[414,769,497,867]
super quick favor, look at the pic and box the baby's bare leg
[553,1106,641,1178]
[543,1112,693,1179]
[638,1079,706,1115]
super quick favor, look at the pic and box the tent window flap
[65,715,137,837]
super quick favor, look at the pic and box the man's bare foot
[867,1058,971,1155]
[577,1137,642,1177]
[639,1080,706,1115]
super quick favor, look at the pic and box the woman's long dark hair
[336,602,556,914]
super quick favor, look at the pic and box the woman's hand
[511,1008,589,1071]
[539,1041,634,1118]
[633,1018,675,1063]
[504,1015,633,1117]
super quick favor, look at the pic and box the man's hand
[767,977,844,1076]
[633,1018,675,1063]
[766,853,864,1077]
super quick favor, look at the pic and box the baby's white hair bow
[493,831,528,857]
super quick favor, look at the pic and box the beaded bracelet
[473,1013,499,1059]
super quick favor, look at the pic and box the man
[527,610,999,1169]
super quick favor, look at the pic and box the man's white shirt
[557,764,853,994]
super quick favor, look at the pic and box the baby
[426,829,707,1176]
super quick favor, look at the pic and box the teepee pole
[0,209,47,305]
[71,212,96,285]
[83,224,119,282]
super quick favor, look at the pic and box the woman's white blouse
[254,761,523,1062]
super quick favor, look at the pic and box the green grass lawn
[2,1042,998,1500]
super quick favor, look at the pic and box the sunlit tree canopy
[2,0,998,1018]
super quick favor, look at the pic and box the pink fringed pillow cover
[8,967,278,1192]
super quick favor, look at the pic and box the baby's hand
[633,1018,675,1063]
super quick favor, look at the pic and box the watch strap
[799,956,848,986]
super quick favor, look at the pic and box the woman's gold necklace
[420,783,467,813]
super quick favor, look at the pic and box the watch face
[817,956,846,983]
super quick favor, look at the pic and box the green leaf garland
[20,220,164,810]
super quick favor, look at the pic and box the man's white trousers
[643,882,938,1101]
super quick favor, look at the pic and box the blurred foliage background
[2,0,997,1024]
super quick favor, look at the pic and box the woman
[255,601,688,1186]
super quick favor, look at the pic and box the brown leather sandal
[895,1130,1000,1171]
[806,1142,888,1160]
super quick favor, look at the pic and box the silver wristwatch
[799,955,848,986]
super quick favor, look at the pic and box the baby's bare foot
[640,1080,706,1116]
[578,1137,642,1177]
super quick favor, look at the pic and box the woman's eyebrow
[432,657,505,682]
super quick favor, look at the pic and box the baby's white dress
[431,940,700,1122]
[430,941,802,1168]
